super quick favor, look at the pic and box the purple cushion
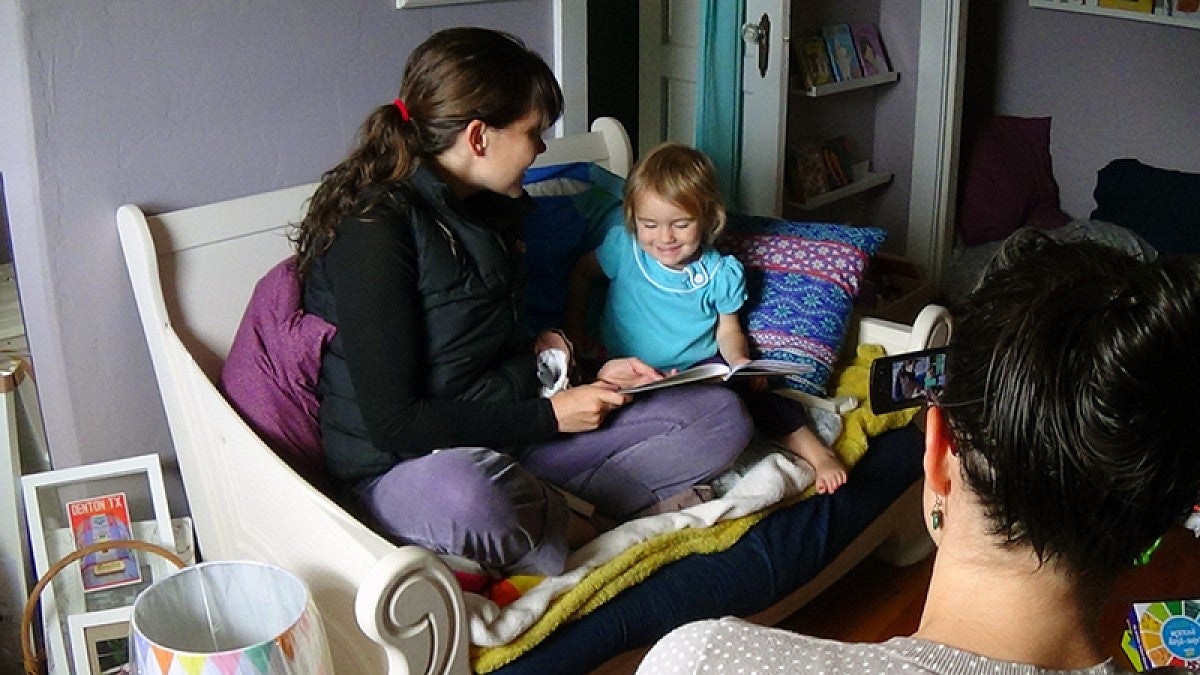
[219,257,335,487]
[957,116,1069,246]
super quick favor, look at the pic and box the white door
[637,0,701,154]
[638,0,789,216]
[739,0,790,216]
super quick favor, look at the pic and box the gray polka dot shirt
[635,617,1152,674]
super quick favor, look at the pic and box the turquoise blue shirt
[595,226,747,371]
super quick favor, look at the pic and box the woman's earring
[930,495,944,530]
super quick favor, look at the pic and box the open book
[619,359,814,394]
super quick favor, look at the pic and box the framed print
[21,454,176,675]
[68,607,133,675]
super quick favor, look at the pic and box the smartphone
[868,346,947,414]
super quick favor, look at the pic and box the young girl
[567,143,848,494]
[290,29,750,575]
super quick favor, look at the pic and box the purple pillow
[219,257,335,488]
[957,116,1070,246]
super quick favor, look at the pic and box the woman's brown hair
[292,27,563,278]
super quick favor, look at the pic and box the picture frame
[21,454,176,675]
[68,607,133,675]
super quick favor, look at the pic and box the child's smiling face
[633,189,704,270]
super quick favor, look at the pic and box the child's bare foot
[785,426,848,494]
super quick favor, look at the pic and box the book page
[618,363,731,394]
[726,359,814,378]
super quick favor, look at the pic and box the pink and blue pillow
[719,215,885,395]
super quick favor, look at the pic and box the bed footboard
[356,547,471,675]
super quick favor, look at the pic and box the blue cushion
[1091,158,1200,256]
[719,215,886,395]
[521,162,625,334]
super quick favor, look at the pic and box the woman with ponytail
[292,27,751,575]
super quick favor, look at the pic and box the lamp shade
[129,561,332,675]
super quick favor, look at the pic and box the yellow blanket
[472,343,918,673]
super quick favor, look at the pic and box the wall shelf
[796,71,900,98]
[1029,0,1200,30]
[788,162,894,212]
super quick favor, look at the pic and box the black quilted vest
[305,166,538,482]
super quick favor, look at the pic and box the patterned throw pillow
[718,215,886,395]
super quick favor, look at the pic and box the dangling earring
[930,495,944,530]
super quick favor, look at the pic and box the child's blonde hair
[623,143,727,246]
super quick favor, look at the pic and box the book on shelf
[618,359,813,395]
[820,136,854,189]
[787,146,830,204]
[849,21,892,77]
[1124,599,1200,671]
[1097,0,1154,12]
[795,35,834,89]
[821,24,863,82]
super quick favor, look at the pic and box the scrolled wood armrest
[356,546,471,675]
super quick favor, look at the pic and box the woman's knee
[365,448,568,572]
[676,386,754,453]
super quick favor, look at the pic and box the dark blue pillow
[1091,158,1200,256]
[520,162,625,334]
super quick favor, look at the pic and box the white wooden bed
[117,116,950,675]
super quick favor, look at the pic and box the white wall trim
[906,0,968,284]
[552,1,587,137]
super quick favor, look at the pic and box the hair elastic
[393,98,411,122]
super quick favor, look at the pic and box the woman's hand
[596,357,667,391]
[549,383,629,433]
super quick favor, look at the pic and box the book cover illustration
[820,136,854,189]
[796,35,833,89]
[1126,599,1200,670]
[1097,0,1154,12]
[787,146,830,204]
[67,492,142,592]
[821,24,862,82]
[849,22,892,77]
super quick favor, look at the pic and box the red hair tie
[393,98,411,122]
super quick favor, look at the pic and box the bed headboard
[117,117,633,382]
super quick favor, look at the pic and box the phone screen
[869,347,947,413]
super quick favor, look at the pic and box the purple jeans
[358,385,751,575]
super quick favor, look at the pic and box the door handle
[741,12,771,78]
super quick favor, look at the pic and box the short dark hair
[940,229,1200,576]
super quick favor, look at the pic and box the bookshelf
[798,71,899,98]
[1028,0,1200,30]
[789,162,893,212]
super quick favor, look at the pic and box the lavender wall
[982,3,1200,219]
[1,0,553,513]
